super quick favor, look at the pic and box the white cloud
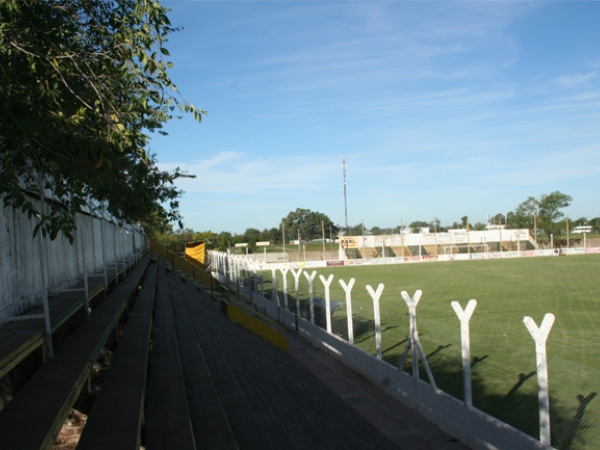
[555,71,598,87]
[159,152,340,194]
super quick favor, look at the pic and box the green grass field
[260,254,600,449]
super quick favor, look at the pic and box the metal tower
[343,158,348,234]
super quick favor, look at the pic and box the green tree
[512,191,572,238]
[192,230,218,250]
[242,227,261,251]
[281,208,338,241]
[216,232,233,251]
[461,215,469,228]
[409,221,429,234]
[260,227,281,245]
[0,0,205,240]
[370,226,383,235]
[348,223,364,236]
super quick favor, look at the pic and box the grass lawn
[259,254,600,449]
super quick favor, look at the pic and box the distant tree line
[148,191,598,254]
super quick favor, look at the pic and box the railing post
[366,284,385,359]
[37,197,54,359]
[112,222,119,283]
[99,212,108,291]
[319,274,334,333]
[271,268,279,306]
[280,267,289,308]
[80,215,90,315]
[524,313,555,448]
[339,278,355,345]
[291,268,303,319]
[451,299,478,407]
[303,271,317,323]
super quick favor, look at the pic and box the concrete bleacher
[76,263,157,450]
[358,247,378,259]
[0,256,148,449]
[0,253,469,450]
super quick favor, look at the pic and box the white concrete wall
[0,201,144,319]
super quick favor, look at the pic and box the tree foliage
[281,208,338,241]
[512,191,572,237]
[0,0,205,241]
[409,220,429,234]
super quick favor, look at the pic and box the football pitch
[263,254,600,449]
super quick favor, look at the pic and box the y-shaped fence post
[399,290,436,389]
[280,267,290,308]
[524,313,555,448]
[451,299,477,407]
[270,268,279,305]
[258,263,264,297]
[319,274,334,333]
[291,268,303,318]
[304,271,317,323]
[366,284,385,360]
[339,278,355,345]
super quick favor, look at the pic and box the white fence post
[291,268,303,317]
[366,284,384,360]
[99,215,108,291]
[523,313,555,448]
[280,267,289,308]
[303,271,317,323]
[112,223,118,282]
[451,299,477,407]
[319,274,334,333]
[271,267,279,306]
[339,278,356,345]
[399,290,436,389]
[37,200,53,359]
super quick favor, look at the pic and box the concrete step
[172,277,400,450]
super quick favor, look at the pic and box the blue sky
[151,1,600,234]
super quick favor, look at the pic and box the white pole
[291,268,303,317]
[451,300,478,407]
[90,210,97,272]
[339,278,355,345]
[100,216,108,290]
[319,274,334,333]
[402,290,423,381]
[37,198,54,359]
[280,267,289,308]
[270,268,279,306]
[80,215,90,314]
[303,271,317,323]
[113,223,118,282]
[523,313,555,448]
[366,284,384,360]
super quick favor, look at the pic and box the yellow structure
[185,241,205,267]
[224,303,288,352]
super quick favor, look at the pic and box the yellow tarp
[185,241,205,266]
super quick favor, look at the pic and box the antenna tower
[343,158,348,234]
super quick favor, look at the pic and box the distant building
[572,225,592,234]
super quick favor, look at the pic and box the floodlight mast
[343,158,348,235]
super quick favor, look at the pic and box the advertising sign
[340,236,358,248]
[326,260,345,267]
